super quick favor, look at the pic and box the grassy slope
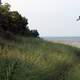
[0,37,80,80]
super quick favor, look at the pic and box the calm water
[43,37,80,42]
[43,37,80,48]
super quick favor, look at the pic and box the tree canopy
[0,3,39,39]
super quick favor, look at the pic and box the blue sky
[2,0,80,37]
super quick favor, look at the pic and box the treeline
[0,3,39,39]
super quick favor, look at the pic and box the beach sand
[52,40,80,48]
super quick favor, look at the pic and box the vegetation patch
[0,37,79,80]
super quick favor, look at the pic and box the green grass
[0,36,80,80]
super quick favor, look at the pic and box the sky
[2,0,80,37]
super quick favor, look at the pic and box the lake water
[43,37,80,48]
[43,37,80,41]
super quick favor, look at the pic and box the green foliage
[0,3,39,39]
[0,3,10,15]
[31,30,39,37]
[0,37,79,80]
[0,3,80,80]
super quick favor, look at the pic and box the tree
[0,3,10,15]
[0,3,39,39]
[8,11,29,35]
[31,30,39,37]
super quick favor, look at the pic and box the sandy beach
[52,40,80,48]
[43,37,80,48]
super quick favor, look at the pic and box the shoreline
[43,38,80,48]
[51,40,80,48]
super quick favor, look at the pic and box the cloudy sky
[2,0,80,37]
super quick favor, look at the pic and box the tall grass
[0,36,80,80]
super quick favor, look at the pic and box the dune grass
[0,37,80,80]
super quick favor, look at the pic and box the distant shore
[52,40,80,48]
[43,37,80,48]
